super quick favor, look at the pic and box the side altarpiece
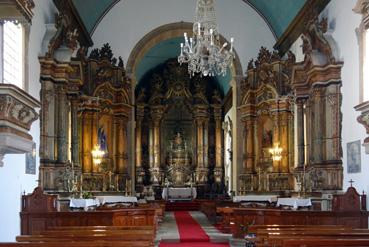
[39,39,133,193]
[238,16,343,194]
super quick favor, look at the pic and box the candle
[80,174,83,192]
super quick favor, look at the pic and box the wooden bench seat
[35,229,154,236]
[282,238,369,247]
[46,225,154,231]
[256,228,369,247]
[0,241,152,247]
[16,233,153,242]
[15,226,155,247]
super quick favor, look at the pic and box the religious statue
[166,131,193,186]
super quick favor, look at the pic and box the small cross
[349,179,355,187]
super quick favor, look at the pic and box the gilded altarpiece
[135,60,225,197]
[238,47,295,193]
[39,41,133,193]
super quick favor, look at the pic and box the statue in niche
[98,127,108,154]
[173,132,184,150]
[262,129,273,148]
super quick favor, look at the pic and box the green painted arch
[71,0,307,39]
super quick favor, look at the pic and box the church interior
[1,0,369,246]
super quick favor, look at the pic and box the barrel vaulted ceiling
[72,0,307,38]
[71,0,307,94]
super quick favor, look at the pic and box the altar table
[162,187,197,200]
[277,197,312,209]
[233,195,278,203]
[69,198,100,210]
[95,196,138,205]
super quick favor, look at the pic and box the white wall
[92,0,276,76]
[0,0,57,241]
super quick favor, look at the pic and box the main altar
[135,59,225,198]
[165,132,193,186]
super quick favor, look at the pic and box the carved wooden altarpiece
[292,16,343,191]
[238,47,295,193]
[39,33,132,193]
[135,59,225,198]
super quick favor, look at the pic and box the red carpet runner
[159,211,229,247]
[175,211,209,242]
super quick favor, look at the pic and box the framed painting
[347,140,361,173]
[26,142,36,174]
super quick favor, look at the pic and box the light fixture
[92,144,105,165]
[91,98,106,165]
[269,143,282,161]
[178,0,234,77]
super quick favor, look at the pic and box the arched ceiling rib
[71,0,307,39]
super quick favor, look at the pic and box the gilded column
[136,106,144,171]
[40,80,56,161]
[91,110,99,173]
[70,98,80,167]
[305,99,312,165]
[56,85,68,163]
[153,119,161,169]
[203,120,209,169]
[245,118,255,172]
[114,117,123,174]
[272,105,281,172]
[196,118,204,168]
[296,98,305,167]
[313,90,323,163]
[121,117,129,174]
[214,106,222,183]
[82,112,93,173]
[280,112,289,172]
[150,105,164,185]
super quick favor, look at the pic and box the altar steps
[165,201,200,211]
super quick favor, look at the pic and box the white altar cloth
[96,196,137,205]
[277,198,312,209]
[162,187,197,200]
[69,198,100,210]
[233,195,278,203]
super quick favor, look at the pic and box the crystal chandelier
[178,0,234,77]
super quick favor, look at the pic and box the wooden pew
[242,225,354,246]
[0,242,152,247]
[10,226,155,246]
[46,225,154,231]
[20,187,158,235]
[15,227,155,247]
[226,187,369,238]
[216,206,234,233]
[256,228,369,247]
[282,238,369,247]
[231,207,368,238]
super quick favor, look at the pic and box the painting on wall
[347,140,361,173]
[26,142,36,174]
